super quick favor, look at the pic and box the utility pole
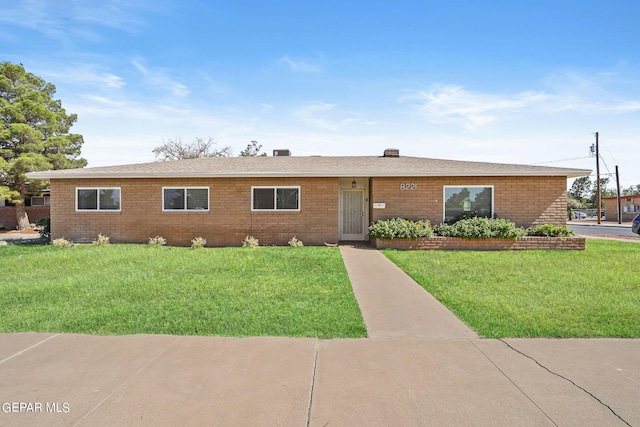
[595,132,601,224]
[616,165,622,224]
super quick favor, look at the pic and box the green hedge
[434,217,527,239]
[368,218,434,239]
[527,224,575,237]
[369,218,574,240]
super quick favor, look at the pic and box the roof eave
[27,169,593,179]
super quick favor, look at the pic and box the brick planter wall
[372,236,586,251]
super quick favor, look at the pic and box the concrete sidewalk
[1,333,638,426]
[1,246,638,426]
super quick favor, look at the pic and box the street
[568,223,638,238]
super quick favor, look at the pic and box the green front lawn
[0,245,367,338]
[383,240,640,338]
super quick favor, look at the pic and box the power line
[532,156,591,165]
[599,155,614,180]
[602,144,619,166]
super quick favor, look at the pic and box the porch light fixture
[352,179,357,188]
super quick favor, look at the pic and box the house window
[30,196,50,206]
[252,186,300,211]
[163,187,209,211]
[443,186,493,222]
[76,188,121,211]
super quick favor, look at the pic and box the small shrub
[148,236,167,246]
[35,217,50,239]
[288,236,304,247]
[434,217,526,239]
[52,237,72,247]
[527,224,575,237]
[368,218,434,239]
[242,235,259,248]
[92,233,110,246]
[191,236,207,249]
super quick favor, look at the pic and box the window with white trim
[252,186,300,211]
[443,186,493,222]
[76,188,121,211]
[30,196,50,206]
[163,187,209,211]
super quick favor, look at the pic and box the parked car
[573,210,587,219]
[632,214,640,235]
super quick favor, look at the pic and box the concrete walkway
[339,245,477,339]
[1,246,639,426]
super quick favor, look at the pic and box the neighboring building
[0,192,51,230]
[603,195,640,222]
[26,149,590,246]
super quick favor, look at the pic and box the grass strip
[383,239,640,338]
[0,245,366,338]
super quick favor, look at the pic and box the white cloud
[291,103,377,131]
[70,0,164,33]
[281,57,320,73]
[131,59,190,97]
[615,101,640,112]
[0,0,65,40]
[67,89,268,166]
[82,95,125,106]
[558,98,640,114]
[400,71,640,130]
[277,55,324,74]
[543,70,640,114]
[131,60,148,75]
[0,0,163,43]
[399,85,552,129]
[42,66,125,90]
[293,102,339,130]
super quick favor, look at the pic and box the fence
[568,208,605,220]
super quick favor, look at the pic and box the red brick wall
[370,176,567,227]
[0,206,50,229]
[50,178,339,246]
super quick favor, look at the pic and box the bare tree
[238,140,267,157]
[152,137,232,161]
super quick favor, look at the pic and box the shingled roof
[27,154,591,179]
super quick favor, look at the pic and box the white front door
[340,189,366,240]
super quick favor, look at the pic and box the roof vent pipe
[383,148,400,157]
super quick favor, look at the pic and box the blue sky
[2,0,640,187]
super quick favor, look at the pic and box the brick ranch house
[26,149,590,246]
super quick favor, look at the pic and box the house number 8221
[400,183,417,190]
